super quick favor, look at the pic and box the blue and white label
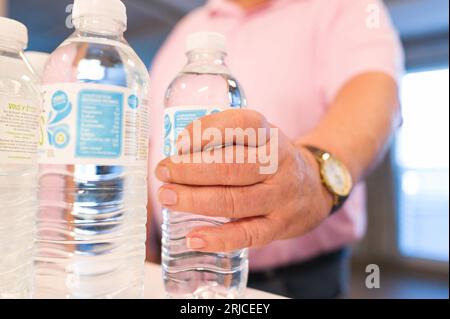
[46,90,72,150]
[163,106,226,157]
[39,83,149,165]
[128,94,139,110]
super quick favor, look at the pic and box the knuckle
[223,187,239,218]
[222,238,234,252]
[232,109,246,129]
[236,223,254,248]
[186,187,198,212]
[243,109,267,129]
[217,238,229,252]
[252,223,266,247]
[253,111,268,129]
[255,185,274,215]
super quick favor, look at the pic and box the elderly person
[147,0,403,298]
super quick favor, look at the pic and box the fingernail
[158,188,178,205]
[156,166,171,181]
[187,237,207,249]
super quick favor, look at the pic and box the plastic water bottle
[0,18,40,299]
[35,0,150,298]
[162,32,249,299]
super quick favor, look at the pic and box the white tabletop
[143,263,286,299]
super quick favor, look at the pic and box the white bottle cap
[72,0,127,27]
[186,32,227,54]
[0,17,28,50]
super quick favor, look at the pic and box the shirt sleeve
[320,0,404,103]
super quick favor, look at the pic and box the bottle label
[39,83,149,165]
[163,106,228,157]
[0,95,39,164]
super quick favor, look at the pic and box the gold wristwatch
[304,146,353,214]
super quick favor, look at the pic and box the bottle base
[165,283,243,299]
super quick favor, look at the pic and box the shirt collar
[206,0,244,17]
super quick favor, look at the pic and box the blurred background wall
[5,0,449,69]
[2,0,449,299]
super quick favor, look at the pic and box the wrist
[297,136,359,184]
[298,145,334,217]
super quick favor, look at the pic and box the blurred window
[395,68,449,262]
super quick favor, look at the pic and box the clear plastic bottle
[35,0,150,298]
[162,32,248,299]
[0,17,40,299]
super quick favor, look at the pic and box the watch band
[304,145,350,215]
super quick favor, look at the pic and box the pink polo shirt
[148,0,403,270]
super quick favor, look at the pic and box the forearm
[298,72,401,183]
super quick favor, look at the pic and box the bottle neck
[73,16,126,39]
[183,50,230,75]
[187,50,226,64]
[0,39,25,55]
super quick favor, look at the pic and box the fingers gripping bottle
[35,0,150,298]
[163,32,249,299]
[0,18,40,299]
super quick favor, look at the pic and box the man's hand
[155,109,333,253]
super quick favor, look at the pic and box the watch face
[321,156,353,197]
